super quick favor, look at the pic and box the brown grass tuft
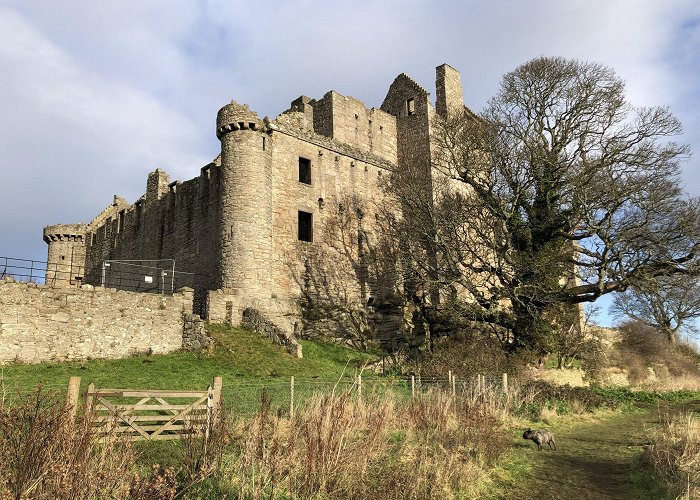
[223,385,509,499]
[644,411,700,498]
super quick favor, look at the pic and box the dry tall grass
[645,411,700,499]
[0,388,182,499]
[224,385,510,499]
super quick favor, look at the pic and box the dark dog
[522,428,556,451]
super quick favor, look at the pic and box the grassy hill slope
[0,324,378,413]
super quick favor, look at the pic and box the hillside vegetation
[0,324,377,409]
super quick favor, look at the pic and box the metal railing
[0,256,85,286]
[1,256,210,296]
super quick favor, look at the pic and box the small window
[298,211,313,242]
[91,233,96,246]
[135,201,143,225]
[117,210,125,233]
[299,157,311,184]
[407,98,415,116]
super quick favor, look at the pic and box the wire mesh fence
[0,256,84,286]
[0,373,512,417]
[0,256,210,297]
[90,260,206,294]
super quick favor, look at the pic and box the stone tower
[435,63,465,118]
[43,223,87,286]
[215,101,273,303]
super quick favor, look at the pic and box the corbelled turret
[43,223,87,286]
[216,100,273,314]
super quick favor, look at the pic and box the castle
[43,64,467,339]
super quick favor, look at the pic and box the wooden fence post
[411,375,415,399]
[211,376,223,426]
[502,372,508,394]
[290,376,295,418]
[84,383,95,413]
[66,376,81,422]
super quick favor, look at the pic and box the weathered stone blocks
[0,279,208,364]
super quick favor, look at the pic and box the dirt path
[488,400,700,499]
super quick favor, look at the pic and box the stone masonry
[41,64,474,349]
[0,278,207,364]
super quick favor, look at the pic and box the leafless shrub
[615,321,700,388]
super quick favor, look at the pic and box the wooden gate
[67,376,222,441]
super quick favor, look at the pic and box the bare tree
[611,275,700,344]
[403,56,699,353]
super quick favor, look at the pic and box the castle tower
[435,63,464,118]
[215,101,273,304]
[43,223,87,286]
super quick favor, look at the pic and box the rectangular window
[117,210,125,234]
[407,98,415,116]
[298,211,313,242]
[134,201,143,229]
[299,157,311,184]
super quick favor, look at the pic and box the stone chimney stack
[435,64,464,118]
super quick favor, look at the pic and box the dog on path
[523,428,556,451]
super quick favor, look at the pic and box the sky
[0,0,699,328]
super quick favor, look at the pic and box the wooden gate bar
[81,377,222,441]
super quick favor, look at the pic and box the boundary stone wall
[0,278,206,364]
[241,308,303,358]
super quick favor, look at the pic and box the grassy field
[0,324,380,414]
[4,324,699,498]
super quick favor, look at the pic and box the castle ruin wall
[0,279,201,364]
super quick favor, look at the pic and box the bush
[417,326,525,379]
[614,321,700,387]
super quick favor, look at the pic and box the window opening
[407,98,415,116]
[299,157,312,184]
[117,210,125,234]
[298,211,313,242]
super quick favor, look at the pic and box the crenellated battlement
[216,100,264,139]
[43,224,87,244]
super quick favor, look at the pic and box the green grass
[0,324,379,414]
[485,409,677,500]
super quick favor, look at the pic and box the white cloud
[0,0,698,282]
[0,7,211,258]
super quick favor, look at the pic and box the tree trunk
[510,302,546,354]
[664,328,677,345]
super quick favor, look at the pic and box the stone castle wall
[83,163,221,312]
[40,64,475,349]
[0,278,203,364]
